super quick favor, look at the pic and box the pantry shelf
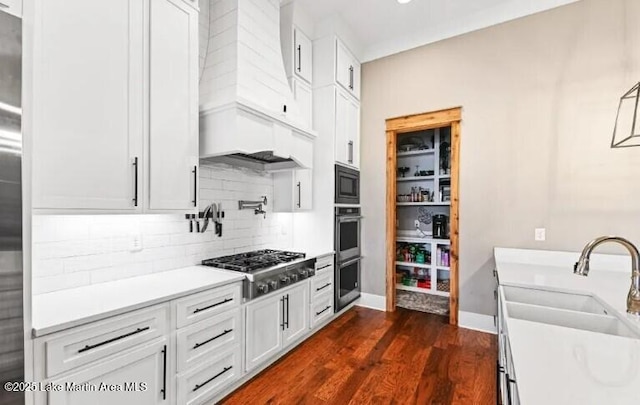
[397,149,435,157]
[396,284,450,297]
[397,202,450,206]
[396,176,435,182]
[396,236,450,244]
[395,261,431,269]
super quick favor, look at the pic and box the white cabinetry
[30,0,199,212]
[244,293,283,372]
[47,340,167,405]
[31,0,145,211]
[273,169,312,212]
[1,0,22,18]
[244,281,310,372]
[497,286,520,405]
[335,39,361,100]
[335,88,360,168]
[290,77,313,127]
[293,28,313,84]
[282,282,310,348]
[309,254,335,329]
[148,0,199,210]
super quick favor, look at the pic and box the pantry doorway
[385,107,461,325]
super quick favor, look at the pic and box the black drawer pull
[316,306,331,316]
[316,264,331,271]
[193,329,233,350]
[316,283,331,292]
[193,366,232,392]
[193,298,233,314]
[78,326,150,353]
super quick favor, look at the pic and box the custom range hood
[199,0,315,171]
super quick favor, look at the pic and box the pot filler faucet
[574,236,640,315]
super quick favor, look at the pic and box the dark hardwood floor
[220,307,497,405]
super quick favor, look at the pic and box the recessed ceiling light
[397,0,413,4]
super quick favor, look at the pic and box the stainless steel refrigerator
[0,8,23,405]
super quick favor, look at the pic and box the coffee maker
[432,214,449,239]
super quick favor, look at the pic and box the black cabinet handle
[133,157,139,207]
[316,306,331,316]
[297,44,302,72]
[78,326,150,353]
[193,366,232,392]
[297,182,301,208]
[280,297,285,331]
[348,141,354,164]
[192,166,197,207]
[349,65,354,90]
[316,283,331,292]
[161,345,167,400]
[193,298,233,314]
[284,294,289,329]
[193,329,233,349]
[316,264,331,271]
[505,373,512,404]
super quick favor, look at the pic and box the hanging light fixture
[611,82,640,148]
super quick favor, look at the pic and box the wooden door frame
[385,107,461,325]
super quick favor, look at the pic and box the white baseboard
[459,311,497,334]
[356,293,386,311]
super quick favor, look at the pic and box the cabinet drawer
[177,346,241,405]
[311,271,333,300]
[176,308,241,373]
[37,304,169,379]
[310,292,333,329]
[315,255,334,272]
[175,283,241,328]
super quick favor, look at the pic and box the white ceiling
[295,0,581,62]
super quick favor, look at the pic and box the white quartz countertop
[495,247,640,405]
[32,266,245,337]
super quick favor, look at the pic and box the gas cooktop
[201,249,306,273]
[201,249,315,300]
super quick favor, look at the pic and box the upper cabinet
[313,36,361,101]
[29,0,199,213]
[31,0,145,211]
[0,0,22,18]
[148,0,199,210]
[335,88,360,168]
[293,28,312,84]
[335,39,361,101]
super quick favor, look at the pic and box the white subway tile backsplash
[32,163,293,294]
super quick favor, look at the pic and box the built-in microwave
[335,164,359,204]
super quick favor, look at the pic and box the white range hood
[199,0,315,171]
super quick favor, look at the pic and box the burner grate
[202,249,306,272]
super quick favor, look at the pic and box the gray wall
[360,0,640,316]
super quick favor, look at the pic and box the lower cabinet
[245,281,310,372]
[176,346,241,405]
[47,339,167,405]
[497,286,520,405]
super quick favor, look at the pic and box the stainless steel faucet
[574,236,640,315]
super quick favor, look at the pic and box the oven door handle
[339,256,362,267]
[337,216,363,222]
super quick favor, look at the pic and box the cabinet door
[334,89,350,165]
[148,0,199,210]
[292,78,312,127]
[335,39,351,92]
[293,28,312,84]
[335,39,360,100]
[346,96,360,168]
[48,340,167,405]
[294,169,312,211]
[32,0,144,210]
[245,294,283,372]
[283,282,310,348]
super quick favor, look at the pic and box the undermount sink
[506,302,640,339]
[502,286,609,315]
[502,286,640,339]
